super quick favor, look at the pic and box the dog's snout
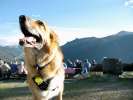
[19,15,26,20]
[19,15,26,22]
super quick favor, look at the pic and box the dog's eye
[37,20,44,26]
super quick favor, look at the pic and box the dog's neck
[35,45,58,68]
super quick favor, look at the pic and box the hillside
[0,31,133,63]
[0,46,22,61]
[62,31,133,63]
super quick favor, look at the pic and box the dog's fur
[19,15,64,100]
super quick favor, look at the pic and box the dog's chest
[39,74,64,99]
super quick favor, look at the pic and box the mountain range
[0,46,22,62]
[62,31,133,63]
[0,31,133,63]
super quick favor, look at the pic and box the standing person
[10,61,18,75]
[18,61,27,78]
[75,59,82,74]
[66,59,73,68]
[92,59,97,67]
[63,62,67,69]
[81,59,91,78]
[0,59,4,79]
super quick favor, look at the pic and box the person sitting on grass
[1,61,11,80]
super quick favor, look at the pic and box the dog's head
[19,15,57,50]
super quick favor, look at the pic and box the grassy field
[0,73,133,100]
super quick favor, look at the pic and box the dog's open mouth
[19,15,43,49]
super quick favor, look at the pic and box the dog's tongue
[20,36,42,49]
[19,36,36,47]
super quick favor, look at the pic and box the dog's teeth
[27,37,36,42]
[28,37,33,42]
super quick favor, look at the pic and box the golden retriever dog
[19,15,65,100]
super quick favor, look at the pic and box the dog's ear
[42,21,50,33]
[37,20,50,32]
[43,31,58,53]
[50,31,58,43]
[49,30,59,49]
[50,32,54,40]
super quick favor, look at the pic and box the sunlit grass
[0,74,133,100]
[0,80,27,89]
[120,71,133,78]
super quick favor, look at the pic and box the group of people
[0,59,27,80]
[0,57,97,80]
[65,59,96,79]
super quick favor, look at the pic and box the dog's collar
[32,75,52,91]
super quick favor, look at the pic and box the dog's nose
[19,15,26,22]
[19,39,25,46]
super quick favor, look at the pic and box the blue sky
[0,0,133,45]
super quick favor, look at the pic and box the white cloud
[1,22,133,46]
[0,22,22,46]
[51,26,117,45]
[125,0,133,8]
[0,25,110,46]
[31,14,41,19]
[0,37,19,46]
[52,25,133,45]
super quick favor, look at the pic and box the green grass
[0,75,133,100]
[64,76,133,100]
[0,80,31,99]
